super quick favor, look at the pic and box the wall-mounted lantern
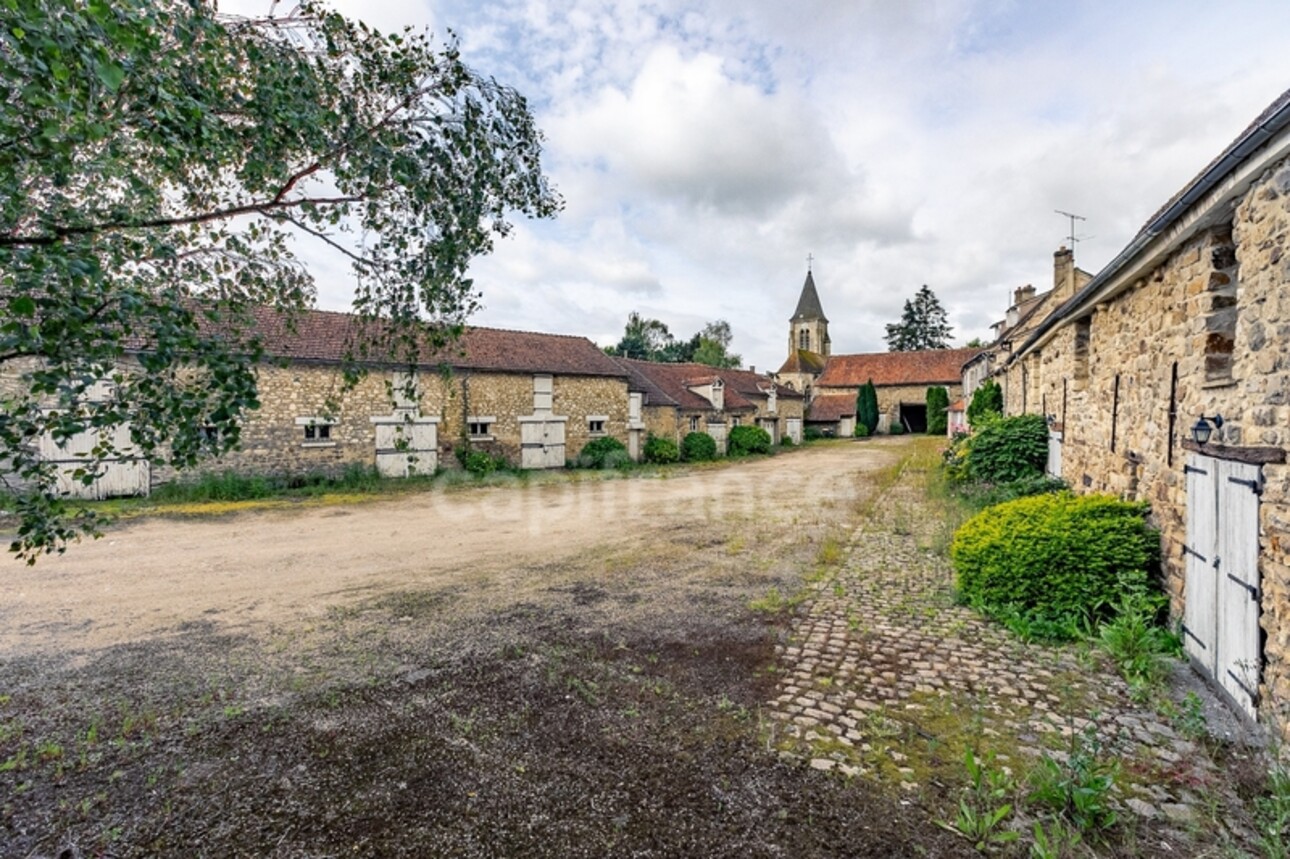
[1191,414,1224,446]
[1045,413,1057,429]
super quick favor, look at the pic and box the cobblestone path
[766,455,1260,848]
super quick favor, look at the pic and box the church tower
[788,269,830,358]
[775,266,831,397]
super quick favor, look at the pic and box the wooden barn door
[373,418,438,477]
[520,418,566,469]
[38,420,150,499]
[1182,455,1219,675]
[1183,453,1262,721]
[1217,459,1262,720]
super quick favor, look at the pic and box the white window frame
[587,415,608,436]
[689,415,699,432]
[467,416,496,441]
[295,416,338,448]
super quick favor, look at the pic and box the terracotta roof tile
[241,306,627,377]
[807,393,856,422]
[613,359,805,412]
[816,348,983,388]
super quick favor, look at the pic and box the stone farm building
[615,358,805,451]
[19,307,638,495]
[991,87,1290,737]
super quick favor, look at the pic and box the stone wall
[1001,154,1290,737]
[817,383,964,429]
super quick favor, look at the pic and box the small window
[304,424,331,441]
[689,416,699,432]
[468,420,492,439]
[731,416,741,427]
[588,419,606,435]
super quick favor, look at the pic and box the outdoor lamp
[1191,414,1224,446]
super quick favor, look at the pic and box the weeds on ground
[941,746,1019,851]
[1027,720,1119,834]
[1254,757,1290,858]
[1097,594,1181,697]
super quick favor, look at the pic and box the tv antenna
[1054,210,1091,249]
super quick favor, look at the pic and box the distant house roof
[615,359,801,412]
[776,348,828,376]
[807,393,856,422]
[816,348,984,388]
[238,306,627,378]
[790,270,828,323]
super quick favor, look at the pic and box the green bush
[728,425,772,456]
[951,492,1159,639]
[779,434,794,447]
[642,434,680,464]
[803,426,824,442]
[958,474,1067,508]
[455,446,507,476]
[968,413,1048,484]
[888,422,905,436]
[680,431,718,461]
[926,386,949,435]
[576,436,630,469]
[967,379,1003,426]
[854,422,870,438]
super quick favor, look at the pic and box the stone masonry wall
[1002,154,1290,737]
[817,383,964,428]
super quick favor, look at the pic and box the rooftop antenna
[1054,210,1091,250]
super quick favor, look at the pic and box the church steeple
[788,267,830,358]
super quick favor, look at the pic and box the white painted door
[1217,459,1262,720]
[1183,455,1218,675]
[38,420,150,499]
[373,418,438,477]
[520,419,566,469]
[1184,453,1262,721]
[1046,431,1063,479]
[786,418,802,444]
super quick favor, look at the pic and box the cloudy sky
[229,0,1289,372]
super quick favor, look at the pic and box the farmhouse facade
[995,88,1290,736]
[616,358,805,450]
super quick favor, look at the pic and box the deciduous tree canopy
[0,0,559,561]
[605,315,742,368]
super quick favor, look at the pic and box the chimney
[749,365,755,374]
[1053,245,1074,300]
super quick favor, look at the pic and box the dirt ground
[2,440,982,858]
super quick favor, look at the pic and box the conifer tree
[857,380,880,434]
[884,285,953,351]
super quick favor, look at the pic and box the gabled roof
[790,270,828,322]
[816,347,983,388]
[614,359,804,412]
[776,348,828,376]
[238,306,627,378]
[807,393,856,422]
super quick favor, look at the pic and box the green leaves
[1,1,556,562]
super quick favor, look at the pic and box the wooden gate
[785,418,802,445]
[1183,453,1262,721]
[519,417,566,469]
[37,421,150,499]
[372,417,439,478]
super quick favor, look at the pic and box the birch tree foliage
[0,0,560,562]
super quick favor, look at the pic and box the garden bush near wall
[967,413,1048,484]
[680,431,718,462]
[951,493,1160,640]
[854,423,870,438]
[642,434,680,464]
[966,378,1003,426]
[926,386,949,435]
[456,446,508,476]
[576,436,631,469]
[728,425,772,456]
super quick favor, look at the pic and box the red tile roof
[816,348,983,388]
[615,359,801,412]
[240,306,627,378]
[807,393,856,422]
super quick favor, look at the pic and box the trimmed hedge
[857,380,879,434]
[854,422,870,438]
[951,492,1159,638]
[680,431,718,461]
[968,413,1048,484]
[576,436,631,469]
[728,425,772,456]
[967,378,1003,425]
[642,434,680,464]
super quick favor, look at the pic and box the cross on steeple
[806,253,814,272]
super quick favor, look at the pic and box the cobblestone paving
[766,468,1256,841]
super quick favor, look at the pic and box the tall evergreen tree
[857,380,879,434]
[884,285,953,351]
[925,386,950,435]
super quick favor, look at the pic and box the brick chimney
[1013,284,1036,305]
